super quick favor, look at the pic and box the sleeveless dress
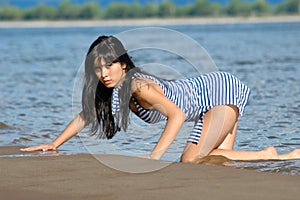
[112,71,250,144]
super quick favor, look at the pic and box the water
[0,22,299,175]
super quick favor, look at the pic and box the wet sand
[0,16,300,28]
[1,146,300,200]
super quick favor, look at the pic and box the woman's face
[94,58,126,88]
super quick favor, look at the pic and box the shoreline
[1,15,300,28]
[1,146,300,200]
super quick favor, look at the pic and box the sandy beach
[0,15,300,28]
[1,146,300,200]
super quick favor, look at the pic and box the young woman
[21,35,300,162]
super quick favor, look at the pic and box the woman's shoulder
[131,70,162,84]
[130,70,165,95]
[131,75,158,94]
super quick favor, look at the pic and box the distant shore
[1,15,300,28]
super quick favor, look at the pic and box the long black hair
[82,35,138,139]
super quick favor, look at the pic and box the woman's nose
[101,67,108,77]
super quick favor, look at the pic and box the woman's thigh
[181,105,238,162]
[217,121,238,150]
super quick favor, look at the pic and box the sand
[0,15,300,28]
[1,146,300,200]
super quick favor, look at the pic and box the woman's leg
[277,149,300,160]
[181,105,279,162]
[216,121,238,150]
[208,111,300,160]
[209,121,278,160]
[181,105,239,162]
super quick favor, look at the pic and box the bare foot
[278,149,300,160]
[261,146,279,160]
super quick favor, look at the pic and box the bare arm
[20,112,87,152]
[132,78,186,160]
[150,106,186,160]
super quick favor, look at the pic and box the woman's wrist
[50,142,58,150]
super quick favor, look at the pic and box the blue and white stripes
[202,71,251,117]
[111,71,250,144]
[111,87,120,115]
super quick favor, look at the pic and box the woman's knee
[180,150,209,163]
[180,153,197,163]
[181,142,210,163]
[181,143,197,163]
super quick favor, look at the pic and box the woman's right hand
[20,113,86,153]
[20,143,57,152]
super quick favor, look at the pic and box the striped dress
[112,71,250,144]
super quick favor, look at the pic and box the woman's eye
[94,68,101,73]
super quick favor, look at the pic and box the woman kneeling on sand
[21,35,300,162]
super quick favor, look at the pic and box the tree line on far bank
[0,0,299,20]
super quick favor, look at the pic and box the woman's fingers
[20,144,56,152]
[20,145,44,152]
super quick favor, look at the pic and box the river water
[0,22,299,175]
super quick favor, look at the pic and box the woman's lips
[103,80,112,85]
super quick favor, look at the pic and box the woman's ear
[122,63,127,70]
